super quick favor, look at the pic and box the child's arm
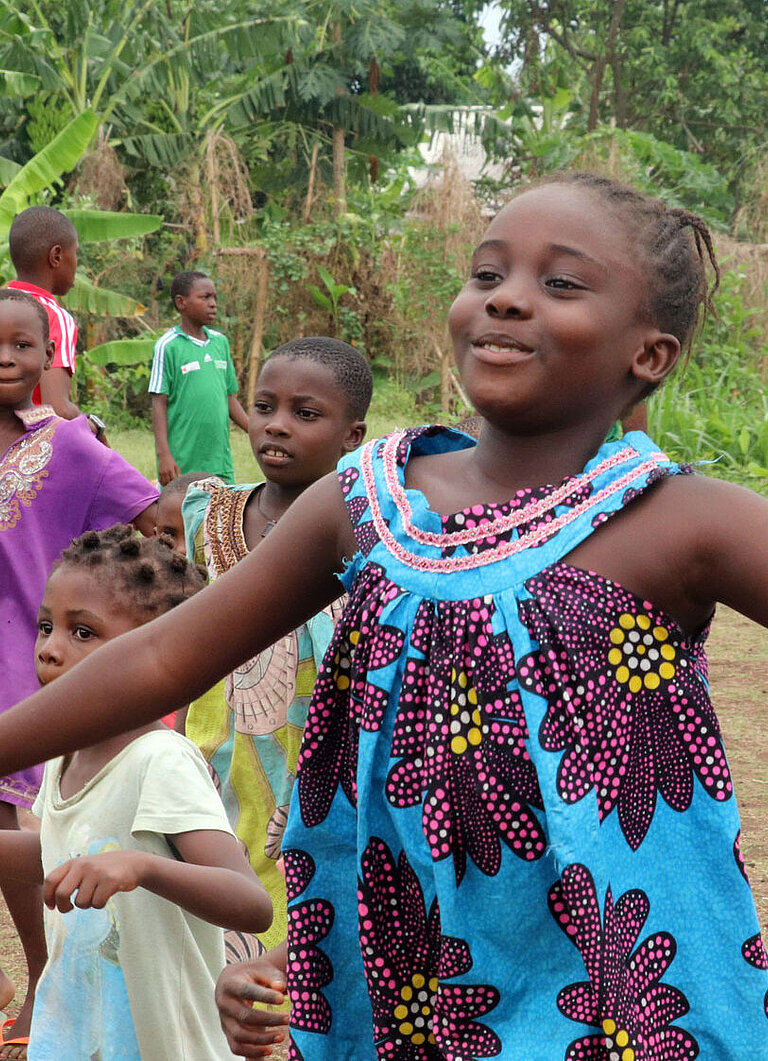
[215,945,289,1058]
[0,829,43,884]
[689,477,768,627]
[151,393,180,485]
[228,395,249,432]
[43,829,271,932]
[39,366,80,420]
[0,471,353,776]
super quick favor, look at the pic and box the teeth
[480,342,525,353]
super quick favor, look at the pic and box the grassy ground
[111,402,410,484]
[1,606,766,1044]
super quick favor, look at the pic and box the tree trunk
[332,123,346,217]
[246,251,270,409]
[587,0,626,131]
[303,142,320,224]
[332,18,346,218]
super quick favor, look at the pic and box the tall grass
[650,270,768,492]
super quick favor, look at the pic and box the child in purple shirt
[0,288,158,1054]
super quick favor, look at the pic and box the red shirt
[8,280,78,404]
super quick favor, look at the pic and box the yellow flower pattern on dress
[449,668,483,755]
[608,613,678,693]
[0,420,56,532]
[602,1017,637,1061]
[393,973,438,1046]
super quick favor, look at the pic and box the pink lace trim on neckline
[357,431,668,573]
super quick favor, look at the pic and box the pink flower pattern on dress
[386,596,546,883]
[741,933,768,1018]
[358,836,501,1059]
[296,564,405,826]
[549,863,699,1059]
[284,847,335,1053]
[517,563,731,850]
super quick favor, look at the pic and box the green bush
[650,269,768,490]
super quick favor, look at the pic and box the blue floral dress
[282,427,768,1061]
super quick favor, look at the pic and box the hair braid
[55,525,206,622]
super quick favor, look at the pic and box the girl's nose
[484,276,533,318]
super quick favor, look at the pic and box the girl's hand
[44,850,147,912]
[215,958,289,1058]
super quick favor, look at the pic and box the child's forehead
[189,277,216,294]
[157,492,183,517]
[257,355,346,402]
[0,298,47,336]
[485,184,627,255]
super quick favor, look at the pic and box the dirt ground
[1,606,767,1047]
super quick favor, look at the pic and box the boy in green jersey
[149,272,248,484]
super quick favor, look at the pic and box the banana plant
[0,108,163,316]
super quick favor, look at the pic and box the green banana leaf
[0,157,21,186]
[86,337,157,366]
[62,273,147,317]
[0,70,40,96]
[63,209,163,242]
[0,110,99,230]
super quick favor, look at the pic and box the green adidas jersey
[149,326,238,482]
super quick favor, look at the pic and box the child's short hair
[0,287,49,341]
[55,524,207,621]
[170,271,209,306]
[161,471,221,501]
[265,336,373,420]
[9,206,78,274]
[536,172,718,355]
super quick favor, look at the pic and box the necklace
[256,487,278,537]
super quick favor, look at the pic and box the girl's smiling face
[35,566,139,686]
[448,183,678,435]
[0,298,54,411]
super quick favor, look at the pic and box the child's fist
[215,958,288,1058]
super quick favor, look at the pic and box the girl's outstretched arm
[0,473,354,777]
[43,829,271,933]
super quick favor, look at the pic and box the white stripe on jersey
[148,328,179,393]
[28,290,77,370]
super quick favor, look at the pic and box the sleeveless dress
[281,426,768,1061]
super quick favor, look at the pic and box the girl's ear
[43,340,55,370]
[631,332,680,386]
[342,420,366,453]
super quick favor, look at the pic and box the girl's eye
[471,268,501,283]
[73,626,95,641]
[252,402,272,414]
[296,409,320,420]
[546,276,583,291]
[37,620,52,636]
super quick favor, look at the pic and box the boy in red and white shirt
[8,206,81,420]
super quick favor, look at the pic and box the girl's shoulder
[570,470,768,634]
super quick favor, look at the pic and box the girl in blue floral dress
[1,174,768,1060]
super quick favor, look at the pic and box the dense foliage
[0,0,766,478]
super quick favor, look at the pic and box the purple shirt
[0,407,159,807]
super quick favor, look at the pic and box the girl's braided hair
[537,172,720,357]
[55,524,207,621]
